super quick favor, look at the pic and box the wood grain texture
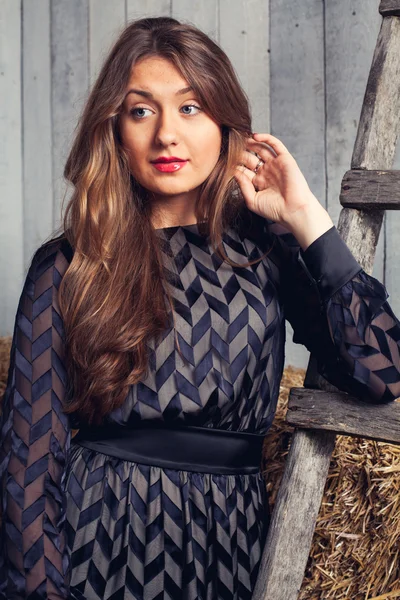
[287,387,400,443]
[0,0,23,334]
[307,11,400,389]
[50,0,89,233]
[253,429,336,600]
[255,5,400,598]
[89,0,126,86]
[172,0,218,42]
[22,0,53,271]
[340,169,400,209]
[3,0,399,367]
[325,1,383,279]
[379,0,400,16]
[219,0,269,135]
[126,0,171,21]
[269,0,325,372]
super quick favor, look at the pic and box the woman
[1,15,399,600]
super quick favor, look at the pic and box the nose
[154,108,180,146]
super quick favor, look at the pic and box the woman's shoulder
[28,231,74,283]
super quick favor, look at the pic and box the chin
[150,188,196,197]
[143,181,202,196]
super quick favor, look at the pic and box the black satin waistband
[72,421,265,475]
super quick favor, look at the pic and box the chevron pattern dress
[1,209,400,600]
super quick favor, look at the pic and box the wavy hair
[49,16,274,426]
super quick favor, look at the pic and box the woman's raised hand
[234,132,334,250]
[234,132,319,227]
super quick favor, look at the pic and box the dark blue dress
[1,210,399,599]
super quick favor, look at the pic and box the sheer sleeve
[267,220,400,404]
[0,238,73,599]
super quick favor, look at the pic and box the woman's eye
[130,107,152,119]
[181,104,202,115]
[130,104,202,119]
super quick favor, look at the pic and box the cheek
[122,136,146,173]
[120,120,143,159]
[200,132,222,168]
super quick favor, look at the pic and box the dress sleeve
[0,239,73,599]
[267,220,400,404]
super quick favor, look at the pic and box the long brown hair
[52,16,273,426]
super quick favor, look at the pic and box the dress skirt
[65,435,271,600]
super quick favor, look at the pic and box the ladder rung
[379,0,400,16]
[287,387,400,444]
[340,169,400,209]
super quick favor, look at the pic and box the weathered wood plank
[287,388,400,443]
[379,0,400,17]
[126,0,171,21]
[381,15,400,324]
[219,0,269,138]
[305,7,394,374]
[89,0,126,86]
[51,0,89,232]
[253,429,336,600]
[340,169,400,209]
[22,0,53,267]
[325,1,383,277]
[307,12,400,385]
[386,142,400,327]
[268,0,324,372]
[255,6,400,599]
[352,17,400,170]
[172,0,218,42]
[0,0,23,336]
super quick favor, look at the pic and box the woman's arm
[234,131,400,402]
[0,239,73,599]
[268,217,400,403]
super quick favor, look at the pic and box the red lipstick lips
[151,156,188,172]
[151,156,186,163]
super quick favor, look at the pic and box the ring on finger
[253,158,264,174]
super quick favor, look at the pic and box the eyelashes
[130,104,203,119]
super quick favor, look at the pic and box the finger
[236,164,258,182]
[246,138,278,161]
[240,149,265,171]
[251,132,289,155]
[234,166,257,196]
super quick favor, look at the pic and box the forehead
[128,56,188,87]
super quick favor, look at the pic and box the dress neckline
[155,221,209,232]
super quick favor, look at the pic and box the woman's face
[119,56,222,219]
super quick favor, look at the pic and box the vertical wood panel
[270,0,325,204]
[22,0,52,267]
[270,0,325,370]
[51,0,89,232]
[3,0,399,359]
[172,0,218,42]
[0,0,23,335]
[324,1,383,281]
[126,0,171,22]
[89,0,126,86]
[219,0,270,135]
[385,134,400,317]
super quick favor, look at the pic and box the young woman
[1,15,399,600]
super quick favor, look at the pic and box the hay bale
[262,365,400,599]
[1,339,400,597]
[0,336,12,402]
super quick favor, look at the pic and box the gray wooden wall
[1,0,399,371]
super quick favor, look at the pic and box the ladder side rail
[254,12,400,600]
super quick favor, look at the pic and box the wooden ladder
[253,2,400,598]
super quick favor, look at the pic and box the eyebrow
[125,86,194,99]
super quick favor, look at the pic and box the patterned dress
[1,209,400,600]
